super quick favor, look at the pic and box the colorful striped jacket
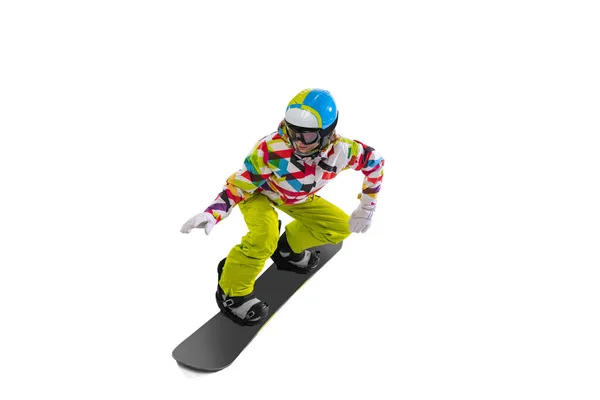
[205,126,384,223]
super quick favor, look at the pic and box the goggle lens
[286,123,320,144]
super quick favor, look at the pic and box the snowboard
[172,241,343,372]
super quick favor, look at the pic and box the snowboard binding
[216,258,269,327]
[271,232,321,275]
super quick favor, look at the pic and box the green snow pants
[219,193,352,297]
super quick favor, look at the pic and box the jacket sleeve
[346,140,385,208]
[204,140,272,223]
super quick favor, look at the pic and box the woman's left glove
[348,204,375,233]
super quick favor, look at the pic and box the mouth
[296,143,313,152]
[293,143,315,155]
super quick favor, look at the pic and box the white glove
[348,205,375,233]
[180,212,217,235]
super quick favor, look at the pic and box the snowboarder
[180,88,385,326]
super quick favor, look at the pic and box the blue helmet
[284,88,338,133]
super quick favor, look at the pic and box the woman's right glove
[180,212,217,235]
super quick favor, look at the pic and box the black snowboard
[172,241,343,372]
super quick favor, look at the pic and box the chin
[294,148,317,156]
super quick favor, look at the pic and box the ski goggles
[285,122,321,145]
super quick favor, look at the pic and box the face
[285,122,321,154]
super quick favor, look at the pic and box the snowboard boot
[216,258,269,326]
[271,232,321,274]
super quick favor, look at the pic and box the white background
[1,1,599,399]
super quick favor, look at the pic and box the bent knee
[329,216,352,238]
[242,224,279,258]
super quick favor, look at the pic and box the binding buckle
[223,299,235,307]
